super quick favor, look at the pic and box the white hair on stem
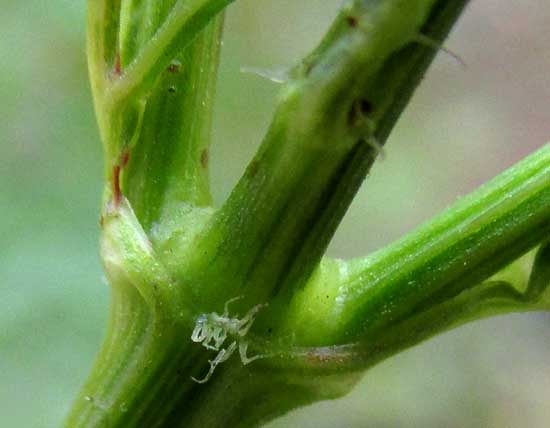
[191,298,266,384]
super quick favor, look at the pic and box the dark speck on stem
[346,16,358,28]
[200,149,209,168]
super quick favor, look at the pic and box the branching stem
[68,1,550,428]
[106,0,233,107]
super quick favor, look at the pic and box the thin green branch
[119,0,174,67]
[87,0,122,83]
[279,144,550,345]
[257,241,550,376]
[354,242,550,367]
[87,0,122,155]
[106,0,233,107]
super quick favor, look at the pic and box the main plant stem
[66,1,550,427]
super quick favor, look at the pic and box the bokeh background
[1,0,549,427]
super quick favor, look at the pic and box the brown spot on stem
[248,160,260,178]
[348,98,374,127]
[112,148,132,207]
[167,61,182,73]
[112,164,121,207]
[120,149,131,168]
[200,149,209,168]
[114,53,122,75]
[359,99,373,114]
[346,16,358,27]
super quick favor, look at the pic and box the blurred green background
[1,1,549,427]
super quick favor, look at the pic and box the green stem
[122,16,224,231]
[173,0,469,316]
[87,0,122,156]
[107,0,234,106]
[345,144,550,340]
[69,1,550,428]
[280,144,550,345]
[265,246,549,375]
[89,1,229,213]
[92,4,225,233]
[119,0,176,67]
[87,0,121,84]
